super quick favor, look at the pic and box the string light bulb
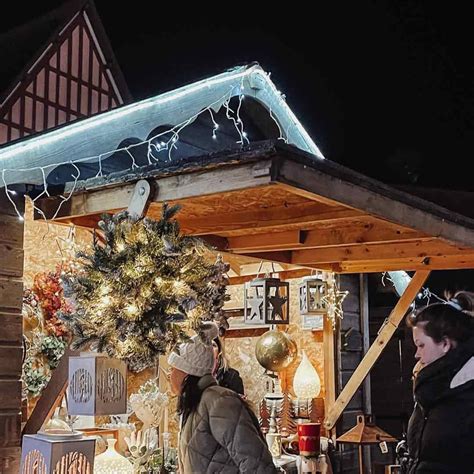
[126,304,139,317]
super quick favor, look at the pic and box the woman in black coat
[406,291,474,474]
[212,336,245,395]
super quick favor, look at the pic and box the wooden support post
[324,270,430,430]
[22,348,78,435]
[0,199,24,473]
[323,312,336,438]
[360,274,372,473]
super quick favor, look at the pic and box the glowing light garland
[382,271,446,307]
[0,65,324,222]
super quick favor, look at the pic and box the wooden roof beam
[225,222,428,253]
[277,160,474,248]
[35,159,275,220]
[233,241,474,272]
[291,240,474,265]
[179,206,362,236]
[336,255,474,273]
[228,268,321,285]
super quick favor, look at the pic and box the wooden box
[68,354,127,416]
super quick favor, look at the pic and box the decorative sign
[301,314,324,331]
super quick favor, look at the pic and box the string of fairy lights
[382,271,446,307]
[0,71,292,223]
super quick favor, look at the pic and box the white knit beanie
[168,322,219,377]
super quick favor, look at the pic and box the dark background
[2,1,473,189]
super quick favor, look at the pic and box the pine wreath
[60,204,230,372]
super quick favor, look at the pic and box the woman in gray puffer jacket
[168,322,279,474]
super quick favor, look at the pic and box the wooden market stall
[3,64,474,471]
[33,139,474,427]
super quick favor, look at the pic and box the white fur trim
[450,356,474,389]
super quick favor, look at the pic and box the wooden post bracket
[324,269,430,431]
[127,179,152,218]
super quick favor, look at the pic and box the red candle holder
[297,422,321,457]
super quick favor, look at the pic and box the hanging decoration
[299,274,327,330]
[60,205,230,372]
[321,273,348,329]
[255,330,297,372]
[299,276,327,316]
[244,277,290,325]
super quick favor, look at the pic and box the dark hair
[406,291,474,344]
[177,375,203,424]
[213,337,228,374]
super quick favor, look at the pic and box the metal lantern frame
[299,276,327,316]
[244,277,290,325]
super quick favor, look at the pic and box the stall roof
[0,64,322,187]
[2,63,474,274]
[36,140,474,274]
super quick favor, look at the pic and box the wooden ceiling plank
[291,240,474,265]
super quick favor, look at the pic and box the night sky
[2,1,474,190]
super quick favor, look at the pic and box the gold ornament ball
[255,330,297,372]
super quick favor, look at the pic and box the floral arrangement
[33,269,72,337]
[22,268,72,399]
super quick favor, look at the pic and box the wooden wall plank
[0,312,22,345]
[0,413,21,447]
[0,381,21,410]
[0,277,23,312]
[0,243,24,277]
[0,447,21,473]
[0,205,23,473]
[0,347,22,377]
[0,215,24,246]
